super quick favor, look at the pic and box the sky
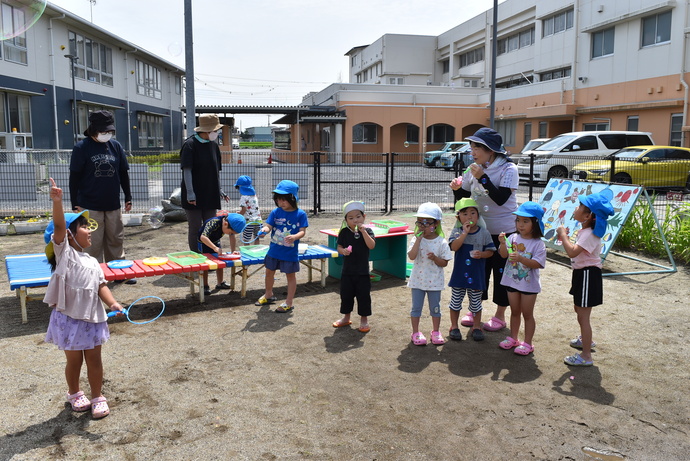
[48,0,505,130]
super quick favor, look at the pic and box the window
[642,11,671,47]
[540,67,571,81]
[427,124,454,143]
[351,55,357,68]
[68,31,113,86]
[352,123,377,143]
[627,116,639,132]
[136,60,162,99]
[670,113,682,146]
[495,120,515,147]
[137,113,164,148]
[406,124,419,144]
[523,122,532,144]
[497,27,535,55]
[0,92,32,133]
[568,135,598,151]
[389,77,404,85]
[538,122,547,138]
[592,27,615,58]
[543,9,574,37]
[441,60,449,74]
[458,47,484,68]
[1,3,28,64]
[583,122,609,131]
[495,74,533,89]
[174,76,181,95]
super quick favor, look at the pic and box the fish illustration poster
[536,179,642,259]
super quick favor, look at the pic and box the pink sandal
[483,316,506,332]
[499,336,520,350]
[411,332,427,346]
[66,391,91,412]
[90,396,110,419]
[514,342,534,356]
[460,312,474,327]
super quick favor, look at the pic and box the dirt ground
[0,213,688,461]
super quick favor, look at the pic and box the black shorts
[505,286,538,296]
[570,267,603,308]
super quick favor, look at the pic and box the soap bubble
[403,141,410,148]
[467,277,473,284]
[499,268,504,273]
[465,259,471,265]
[167,41,183,57]
[0,1,46,40]
[483,205,490,212]
[481,177,487,184]
[148,206,165,229]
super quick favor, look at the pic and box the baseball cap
[234,175,255,196]
[225,213,247,234]
[273,180,299,201]
[513,201,545,234]
[44,210,90,260]
[579,193,614,238]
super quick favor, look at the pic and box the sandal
[514,342,534,355]
[448,328,463,341]
[66,391,91,412]
[255,295,277,306]
[564,353,593,367]
[358,324,370,333]
[430,330,445,345]
[499,336,520,350]
[275,303,293,313]
[215,281,231,290]
[411,332,427,346]
[90,396,110,419]
[570,336,596,350]
[460,312,474,327]
[482,316,506,332]
[332,319,352,328]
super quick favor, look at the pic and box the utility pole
[184,0,195,137]
[489,0,498,129]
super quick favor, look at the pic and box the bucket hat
[465,127,506,154]
[84,110,115,136]
[343,201,365,216]
[454,197,479,212]
[414,202,444,237]
[225,213,247,234]
[194,114,224,133]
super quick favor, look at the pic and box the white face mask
[96,132,113,143]
[207,131,219,142]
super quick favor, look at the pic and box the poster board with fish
[537,179,642,259]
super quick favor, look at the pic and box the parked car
[520,138,550,154]
[517,131,654,183]
[423,141,469,167]
[570,146,690,190]
[439,143,472,171]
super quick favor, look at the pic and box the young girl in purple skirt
[43,178,124,419]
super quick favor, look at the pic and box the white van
[517,131,654,183]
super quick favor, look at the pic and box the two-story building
[0,2,185,152]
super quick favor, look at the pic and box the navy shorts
[570,267,603,308]
[264,255,300,274]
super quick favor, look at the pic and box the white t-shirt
[407,235,454,291]
[239,194,261,222]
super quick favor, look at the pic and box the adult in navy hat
[69,110,133,276]
[449,127,519,332]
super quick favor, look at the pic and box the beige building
[279,0,689,161]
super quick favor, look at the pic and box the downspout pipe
[48,14,66,150]
[124,48,138,152]
[680,17,689,147]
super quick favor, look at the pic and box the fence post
[312,151,322,215]
[610,155,616,183]
[389,152,397,214]
[383,152,390,213]
[528,153,535,202]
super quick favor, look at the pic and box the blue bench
[5,254,52,323]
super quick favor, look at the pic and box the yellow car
[570,146,690,190]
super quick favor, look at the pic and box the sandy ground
[0,213,688,461]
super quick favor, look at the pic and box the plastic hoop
[107,295,165,324]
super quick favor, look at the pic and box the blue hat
[273,180,299,201]
[579,193,614,238]
[513,201,545,234]
[234,175,255,196]
[225,213,247,234]
[44,210,90,260]
[465,127,507,154]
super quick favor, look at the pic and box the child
[255,180,308,313]
[447,198,496,341]
[43,177,123,419]
[497,201,547,355]
[197,213,246,295]
[235,175,262,245]
[407,202,453,345]
[556,192,614,367]
[333,201,376,332]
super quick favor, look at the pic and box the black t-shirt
[337,226,375,276]
[180,136,222,210]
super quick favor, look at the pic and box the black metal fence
[1,150,688,221]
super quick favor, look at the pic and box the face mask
[96,132,112,143]
[207,131,219,142]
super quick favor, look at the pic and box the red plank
[133,260,155,277]
[100,263,118,281]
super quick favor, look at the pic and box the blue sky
[48,0,504,129]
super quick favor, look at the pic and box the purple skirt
[45,309,110,351]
